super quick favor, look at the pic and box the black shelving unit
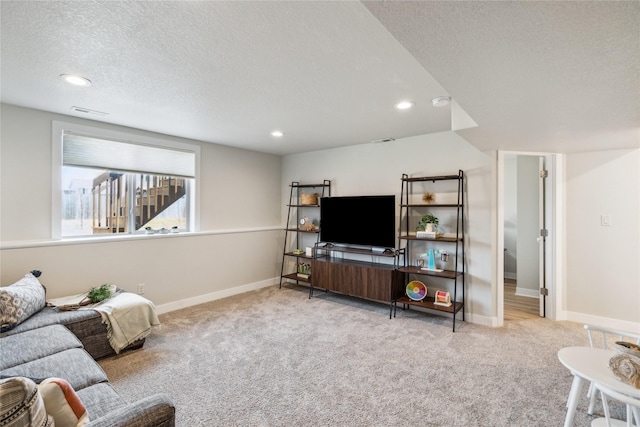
[279,180,331,291]
[395,171,465,331]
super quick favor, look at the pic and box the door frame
[496,151,564,326]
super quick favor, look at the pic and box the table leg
[565,374,585,427]
[587,381,597,415]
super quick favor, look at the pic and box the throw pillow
[0,377,54,427]
[0,273,46,332]
[38,378,89,427]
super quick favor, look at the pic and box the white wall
[4,103,636,330]
[0,104,283,311]
[281,132,495,324]
[565,149,640,329]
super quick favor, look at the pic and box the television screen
[320,195,396,249]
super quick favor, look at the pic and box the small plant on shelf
[417,213,439,232]
[296,262,311,275]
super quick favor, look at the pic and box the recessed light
[432,96,451,107]
[395,101,415,110]
[60,74,92,87]
[271,130,284,137]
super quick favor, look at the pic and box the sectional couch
[0,272,175,426]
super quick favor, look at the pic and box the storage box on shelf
[396,171,466,331]
[279,180,331,292]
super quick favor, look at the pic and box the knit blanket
[92,292,160,354]
[48,288,160,354]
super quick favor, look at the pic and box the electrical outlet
[137,283,145,294]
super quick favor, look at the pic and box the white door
[538,157,547,317]
[498,151,558,326]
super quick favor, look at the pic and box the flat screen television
[320,195,396,249]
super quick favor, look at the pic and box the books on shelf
[416,230,437,239]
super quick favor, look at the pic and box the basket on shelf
[300,192,319,205]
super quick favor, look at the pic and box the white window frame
[52,121,200,240]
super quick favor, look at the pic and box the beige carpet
[99,285,625,426]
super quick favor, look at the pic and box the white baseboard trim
[515,287,539,298]
[563,311,640,334]
[504,272,517,281]
[155,277,277,315]
[153,279,535,331]
[465,312,497,327]
[401,307,496,328]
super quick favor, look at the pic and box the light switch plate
[601,215,611,226]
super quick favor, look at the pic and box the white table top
[558,346,640,398]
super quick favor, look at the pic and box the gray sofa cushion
[0,349,108,391]
[5,307,116,360]
[1,306,145,361]
[0,325,82,370]
[75,383,127,420]
[0,307,101,337]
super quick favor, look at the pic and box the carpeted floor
[99,284,625,426]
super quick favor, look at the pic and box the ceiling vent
[70,106,109,117]
[371,137,395,143]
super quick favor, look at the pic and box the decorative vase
[427,249,436,270]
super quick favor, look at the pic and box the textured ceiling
[364,1,640,153]
[1,1,638,155]
[0,1,456,155]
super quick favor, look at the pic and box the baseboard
[155,277,277,315]
[515,287,539,298]
[562,310,640,334]
[465,312,497,327]
[153,279,527,330]
[504,272,517,281]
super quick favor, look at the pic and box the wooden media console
[310,246,401,318]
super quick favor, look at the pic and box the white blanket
[48,289,160,354]
[92,292,160,354]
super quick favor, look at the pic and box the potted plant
[417,213,439,233]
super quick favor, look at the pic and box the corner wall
[565,149,640,331]
[1,104,283,310]
[281,132,495,325]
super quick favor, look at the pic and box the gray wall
[2,103,638,329]
[565,149,640,325]
[1,104,283,310]
[281,132,495,324]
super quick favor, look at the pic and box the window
[56,125,197,238]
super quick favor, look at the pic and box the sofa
[0,272,175,426]
[1,304,145,360]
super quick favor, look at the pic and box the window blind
[63,133,196,178]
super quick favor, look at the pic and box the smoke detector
[432,96,451,107]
